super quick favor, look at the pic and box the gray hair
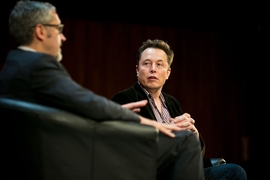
[9,0,56,46]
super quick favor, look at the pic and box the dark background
[1,1,269,179]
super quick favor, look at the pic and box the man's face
[43,10,66,61]
[136,48,171,93]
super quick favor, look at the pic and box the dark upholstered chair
[0,98,157,180]
[0,98,225,180]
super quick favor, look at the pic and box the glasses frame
[40,24,64,34]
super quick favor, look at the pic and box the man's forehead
[50,10,61,23]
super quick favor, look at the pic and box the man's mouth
[148,76,157,80]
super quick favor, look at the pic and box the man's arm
[32,55,140,122]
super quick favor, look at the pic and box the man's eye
[144,62,150,66]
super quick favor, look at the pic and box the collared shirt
[138,81,171,124]
[18,46,36,52]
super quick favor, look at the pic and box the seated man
[0,1,204,180]
[112,39,247,180]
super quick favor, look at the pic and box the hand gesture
[140,116,181,138]
[121,100,148,113]
[170,113,199,138]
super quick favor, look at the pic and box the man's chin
[144,83,161,90]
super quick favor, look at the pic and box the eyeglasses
[41,24,64,34]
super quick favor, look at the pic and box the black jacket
[0,49,140,122]
[112,81,205,155]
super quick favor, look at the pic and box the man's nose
[61,34,67,42]
[150,64,156,72]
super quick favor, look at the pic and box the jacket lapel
[133,82,157,120]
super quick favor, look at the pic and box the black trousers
[157,130,204,180]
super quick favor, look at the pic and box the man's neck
[138,81,162,100]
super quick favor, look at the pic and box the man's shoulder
[162,92,177,101]
[117,85,135,93]
[115,82,141,94]
[162,92,181,107]
[113,85,137,98]
[8,49,56,64]
[111,83,145,104]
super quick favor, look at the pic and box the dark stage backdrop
[1,1,269,179]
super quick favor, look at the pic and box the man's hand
[169,113,199,139]
[121,100,183,138]
[121,100,148,113]
[140,116,181,138]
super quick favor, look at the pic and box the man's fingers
[121,100,148,110]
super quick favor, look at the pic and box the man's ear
[166,67,171,79]
[34,24,46,40]
[136,65,139,76]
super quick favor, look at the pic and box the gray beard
[56,49,63,62]
[56,52,62,62]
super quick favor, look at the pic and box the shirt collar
[138,81,166,106]
[17,46,36,52]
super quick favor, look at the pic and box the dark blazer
[112,81,205,155]
[0,49,140,122]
